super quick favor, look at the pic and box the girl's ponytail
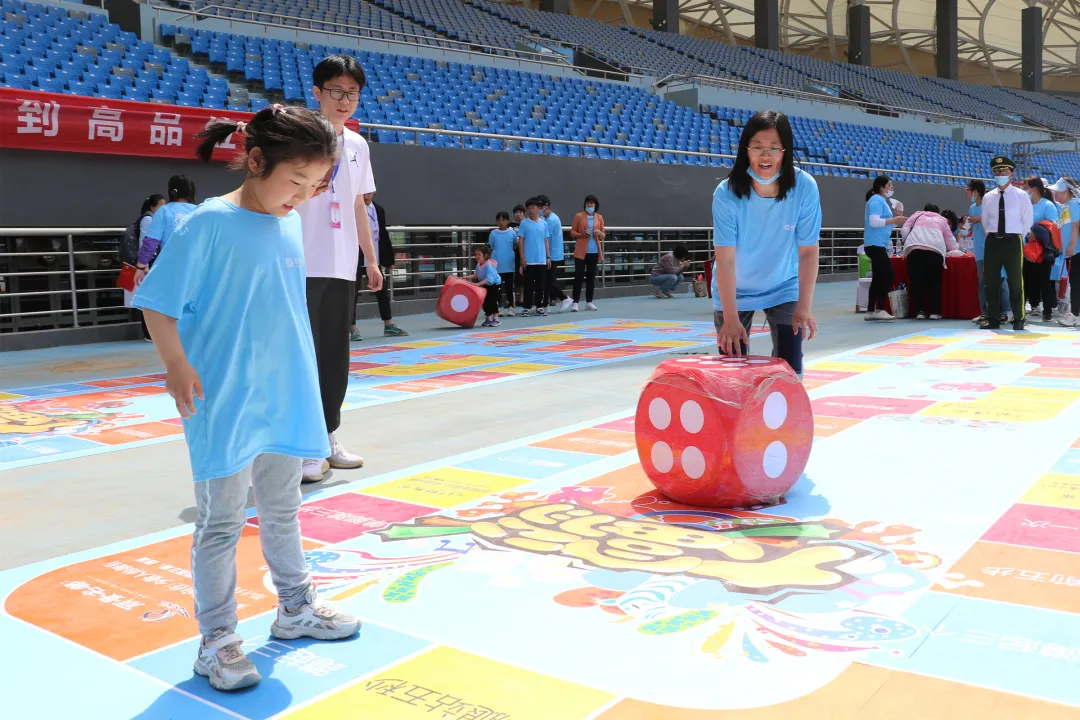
[195,119,243,163]
[193,105,337,178]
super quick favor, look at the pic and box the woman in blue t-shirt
[1023,178,1061,320]
[134,174,198,287]
[863,175,907,321]
[711,110,822,376]
[1051,177,1080,327]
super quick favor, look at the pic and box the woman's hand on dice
[717,317,749,356]
[792,303,817,341]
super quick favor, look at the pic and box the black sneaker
[979,319,1000,330]
[1012,320,1026,331]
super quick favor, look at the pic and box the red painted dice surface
[634,355,813,507]
[435,276,486,328]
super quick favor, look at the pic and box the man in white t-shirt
[297,54,383,483]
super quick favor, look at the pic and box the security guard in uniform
[980,156,1033,330]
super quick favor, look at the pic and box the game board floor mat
[0,319,739,472]
[3,326,1080,719]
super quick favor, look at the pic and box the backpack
[119,212,150,266]
[1024,220,1062,264]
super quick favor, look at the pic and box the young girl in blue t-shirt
[711,110,822,376]
[134,105,359,693]
[468,243,504,326]
[489,211,519,315]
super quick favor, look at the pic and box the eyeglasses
[322,87,360,102]
[748,146,784,156]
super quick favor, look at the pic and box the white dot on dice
[450,294,470,313]
[648,397,671,430]
[680,400,704,434]
[762,440,788,478]
[682,445,705,479]
[762,391,788,430]
[651,441,674,472]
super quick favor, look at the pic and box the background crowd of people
[863,166,1080,330]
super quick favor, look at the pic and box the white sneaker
[1059,313,1079,328]
[585,302,598,311]
[929,314,942,320]
[194,629,261,692]
[864,310,895,321]
[915,312,927,320]
[559,298,573,313]
[301,458,329,483]
[570,302,579,312]
[327,432,363,469]
[506,306,515,317]
[271,601,360,641]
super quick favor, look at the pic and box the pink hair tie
[235,121,247,134]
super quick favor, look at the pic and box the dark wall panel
[0,146,967,231]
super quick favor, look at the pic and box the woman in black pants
[863,176,907,320]
[569,195,605,312]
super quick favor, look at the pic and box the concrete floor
[0,281,972,570]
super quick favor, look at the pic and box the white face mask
[885,190,894,198]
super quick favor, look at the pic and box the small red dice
[634,355,813,508]
[435,276,486,328]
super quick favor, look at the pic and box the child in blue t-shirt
[711,110,821,376]
[468,243,503,326]
[133,106,359,693]
[516,197,551,316]
[488,211,519,316]
[134,174,198,286]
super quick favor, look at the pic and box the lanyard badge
[329,162,342,229]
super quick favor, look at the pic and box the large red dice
[634,355,813,507]
[435,276,486,328]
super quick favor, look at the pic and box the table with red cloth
[888,253,980,319]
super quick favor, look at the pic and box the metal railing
[0,226,862,335]
[369,226,862,303]
[658,73,1080,141]
[160,2,640,83]
[157,0,1074,141]
[0,228,130,333]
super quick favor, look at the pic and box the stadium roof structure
[605,0,1080,80]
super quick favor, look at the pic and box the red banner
[0,88,361,160]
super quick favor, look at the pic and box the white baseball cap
[1048,178,1078,195]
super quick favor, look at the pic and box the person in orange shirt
[569,195,605,312]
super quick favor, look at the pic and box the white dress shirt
[981,184,1033,237]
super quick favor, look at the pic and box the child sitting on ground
[467,243,503,327]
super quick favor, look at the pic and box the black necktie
[998,190,1006,235]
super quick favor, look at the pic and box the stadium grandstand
[2,0,1079,183]
[1,0,1080,342]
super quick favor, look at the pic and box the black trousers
[573,253,599,303]
[482,283,501,316]
[349,284,392,325]
[546,259,567,303]
[307,277,354,435]
[1025,260,1056,318]
[865,245,893,312]
[499,271,516,308]
[1023,259,1042,310]
[523,264,547,310]
[984,234,1025,324]
[1071,257,1080,314]
[906,249,943,316]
